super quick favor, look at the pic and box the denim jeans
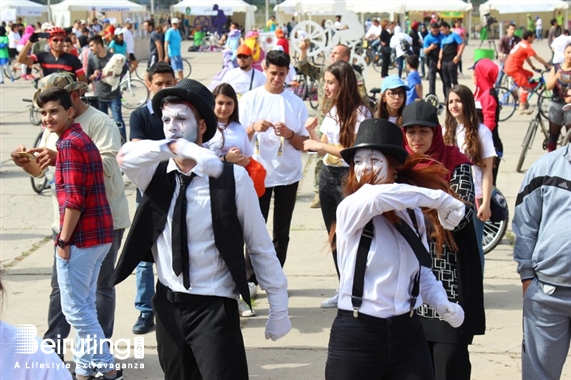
[98,97,126,143]
[135,261,155,314]
[495,61,505,87]
[473,213,485,275]
[44,229,123,344]
[326,310,434,379]
[56,242,114,376]
[396,55,405,78]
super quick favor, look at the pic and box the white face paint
[162,103,199,142]
[353,148,390,184]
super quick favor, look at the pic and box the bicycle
[424,93,446,115]
[120,70,149,109]
[29,129,49,195]
[291,72,319,110]
[135,58,192,80]
[516,105,571,172]
[4,57,21,80]
[494,69,552,122]
[23,98,42,126]
[483,187,509,254]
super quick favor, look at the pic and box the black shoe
[132,312,154,334]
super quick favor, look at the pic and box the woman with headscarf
[401,101,485,380]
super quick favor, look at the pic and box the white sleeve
[118,139,174,191]
[419,266,450,311]
[336,183,452,234]
[479,124,496,159]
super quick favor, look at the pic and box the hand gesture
[304,117,318,131]
[439,302,464,328]
[28,147,57,170]
[11,145,36,167]
[252,120,273,133]
[437,195,464,230]
[225,147,244,163]
[274,122,292,139]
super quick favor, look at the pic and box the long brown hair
[374,89,405,126]
[444,85,484,167]
[323,61,370,148]
[212,83,240,149]
[331,153,458,254]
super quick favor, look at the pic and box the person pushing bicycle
[504,30,551,115]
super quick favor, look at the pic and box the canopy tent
[400,0,472,12]
[275,0,346,25]
[51,0,146,28]
[171,0,256,32]
[1,0,48,21]
[479,0,568,14]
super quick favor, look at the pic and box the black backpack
[400,37,411,53]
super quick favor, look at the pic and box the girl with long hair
[374,75,407,126]
[109,29,127,57]
[402,101,485,380]
[303,60,371,308]
[444,84,495,273]
[325,118,466,379]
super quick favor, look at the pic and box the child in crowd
[406,54,423,105]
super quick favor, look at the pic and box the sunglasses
[237,55,251,59]
[51,38,64,43]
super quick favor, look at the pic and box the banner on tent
[186,6,234,16]
[1,9,16,22]
[91,6,134,12]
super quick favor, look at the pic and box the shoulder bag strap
[249,69,255,91]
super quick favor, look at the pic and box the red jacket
[474,58,499,131]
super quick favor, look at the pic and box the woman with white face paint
[326,118,467,379]
[402,101,485,380]
[303,61,372,308]
[443,84,495,274]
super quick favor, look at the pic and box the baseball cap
[381,75,410,93]
[103,18,110,23]
[401,101,439,129]
[236,45,252,56]
[171,18,180,24]
[79,19,86,25]
[114,28,124,36]
[41,22,51,32]
[275,28,284,38]
[272,45,284,52]
[124,18,133,24]
[32,73,88,107]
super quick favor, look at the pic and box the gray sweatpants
[522,278,571,380]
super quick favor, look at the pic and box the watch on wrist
[56,238,69,248]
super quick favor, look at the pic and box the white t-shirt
[319,105,371,167]
[451,123,495,197]
[239,86,309,187]
[220,67,266,96]
[8,31,20,48]
[551,35,571,64]
[365,24,382,39]
[390,32,413,58]
[0,321,72,380]
[203,121,253,157]
[536,19,543,28]
[122,28,135,54]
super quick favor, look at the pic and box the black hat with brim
[152,79,217,142]
[401,101,439,129]
[340,118,409,165]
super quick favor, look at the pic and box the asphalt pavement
[0,39,570,379]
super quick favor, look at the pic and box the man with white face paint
[239,50,309,282]
[114,79,291,380]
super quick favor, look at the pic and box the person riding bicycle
[364,18,382,52]
[17,26,86,83]
[545,42,571,152]
[503,30,551,115]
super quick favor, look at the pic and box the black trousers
[319,165,348,279]
[427,59,444,98]
[326,310,434,380]
[153,282,248,380]
[427,341,471,380]
[381,51,392,77]
[441,60,459,98]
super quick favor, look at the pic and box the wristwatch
[56,238,70,248]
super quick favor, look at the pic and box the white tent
[402,0,472,12]
[51,0,146,28]
[1,0,48,20]
[171,0,256,31]
[479,0,568,14]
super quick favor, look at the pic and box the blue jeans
[396,55,405,78]
[135,261,155,314]
[473,213,485,275]
[56,243,114,376]
[98,97,126,143]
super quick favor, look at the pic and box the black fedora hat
[152,79,217,142]
[401,101,439,129]
[340,119,409,164]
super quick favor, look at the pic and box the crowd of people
[3,11,571,380]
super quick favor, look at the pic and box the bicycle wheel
[483,217,509,254]
[120,77,149,109]
[516,118,539,173]
[182,58,192,78]
[425,94,439,108]
[293,76,307,99]
[495,86,518,122]
[135,59,149,80]
[537,88,552,120]
[308,79,319,110]
[562,127,571,146]
[29,105,42,126]
[30,132,48,194]
[372,54,383,73]
[5,59,21,80]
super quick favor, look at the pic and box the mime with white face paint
[113,79,291,380]
[325,118,467,379]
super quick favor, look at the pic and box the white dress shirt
[119,139,288,308]
[336,183,452,319]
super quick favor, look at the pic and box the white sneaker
[248,282,258,299]
[238,299,256,317]
[320,292,339,308]
[563,103,571,112]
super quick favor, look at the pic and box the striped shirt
[55,123,113,248]
[30,51,84,79]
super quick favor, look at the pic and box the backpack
[400,37,411,53]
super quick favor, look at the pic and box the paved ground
[1,39,570,379]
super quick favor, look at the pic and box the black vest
[112,161,251,306]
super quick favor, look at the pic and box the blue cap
[381,75,410,93]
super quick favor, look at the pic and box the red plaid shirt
[55,123,113,248]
